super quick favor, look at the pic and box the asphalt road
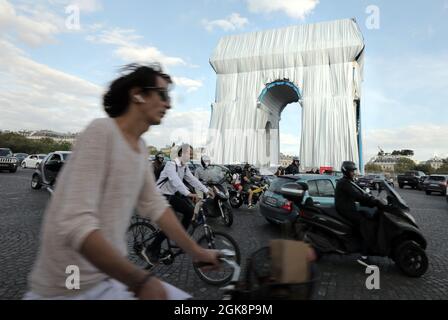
[1,168,447,300]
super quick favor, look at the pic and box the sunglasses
[143,87,171,103]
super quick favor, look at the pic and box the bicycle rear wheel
[193,231,241,285]
[127,221,157,269]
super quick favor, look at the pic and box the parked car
[422,175,448,196]
[31,151,71,193]
[13,153,28,164]
[446,182,448,203]
[0,148,19,173]
[22,154,47,169]
[397,171,426,190]
[259,174,338,225]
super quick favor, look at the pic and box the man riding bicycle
[152,144,214,264]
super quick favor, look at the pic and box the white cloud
[0,0,63,46]
[115,46,187,67]
[246,0,319,20]
[363,125,448,162]
[68,0,102,13]
[202,13,249,32]
[0,39,103,133]
[279,132,300,156]
[172,77,203,92]
[87,27,188,67]
[87,27,143,47]
[143,109,211,148]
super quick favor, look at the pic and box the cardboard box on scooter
[270,240,310,284]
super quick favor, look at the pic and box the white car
[22,154,47,169]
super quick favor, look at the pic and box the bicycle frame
[138,198,215,265]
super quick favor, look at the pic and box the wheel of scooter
[229,195,243,209]
[221,202,234,227]
[394,240,428,278]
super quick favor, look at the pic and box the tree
[394,158,416,173]
[435,163,448,174]
[414,163,434,175]
[0,132,72,154]
[391,149,414,156]
[365,163,382,173]
[147,145,158,155]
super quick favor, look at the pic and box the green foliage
[364,163,382,173]
[0,132,72,154]
[394,158,417,173]
[391,149,414,156]
[435,163,448,174]
[414,163,434,175]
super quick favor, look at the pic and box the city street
[1,168,447,300]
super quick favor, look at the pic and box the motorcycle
[202,177,234,227]
[229,178,269,209]
[279,180,428,278]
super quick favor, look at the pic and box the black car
[397,171,427,190]
[356,174,394,190]
[13,153,29,164]
[31,151,71,193]
[0,148,19,173]
[422,175,448,196]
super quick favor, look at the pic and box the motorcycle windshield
[380,180,410,212]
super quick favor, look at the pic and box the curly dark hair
[103,63,172,118]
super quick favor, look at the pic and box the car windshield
[0,149,12,157]
[428,176,446,182]
[38,155,46,159]
[404,172,417,176]
[62,153,71,161]
[365,175,376,179]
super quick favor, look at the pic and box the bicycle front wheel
[193,231,241,285]
[127,221,157,269]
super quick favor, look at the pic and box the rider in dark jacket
[153,152,165,181]
[285,157,300,175]
[335,161,384,261]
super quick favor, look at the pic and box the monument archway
[207,19,365,172]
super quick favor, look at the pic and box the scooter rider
[152,144,213,264]
[195,155,215,183]
[242,164,256,209]
[153,152,165,180]
[335,161,385,262]
[285,157,300,175]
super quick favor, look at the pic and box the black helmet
[155,152,164,162]
[235,166,243,174]
[201,155,211,168]
[341,161,357,176]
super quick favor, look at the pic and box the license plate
[431,184,438,187]
[404,181,408,183]
[265,197,278,206]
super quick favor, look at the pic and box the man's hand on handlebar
[207,188,215,199]
[193,248,221,271]
[188,193,200,203]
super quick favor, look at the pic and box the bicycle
[127,196,241,286]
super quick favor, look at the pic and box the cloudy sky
[0,0,447,161]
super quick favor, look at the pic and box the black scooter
[202,177,234,227]
[279,180,428,277]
